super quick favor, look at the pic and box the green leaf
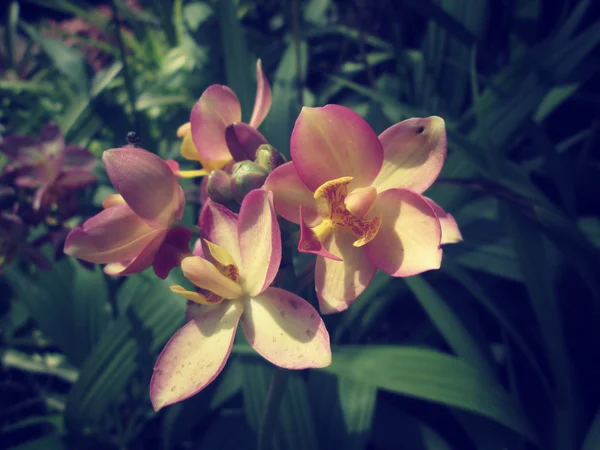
[443,262,552,393]
[217,0,253,117]
[404,276,497,380]
[63,272,186,431]
[240,359,319,450]
[503,209,578,449]
[582,407,600,450]
[4,1,19,71]
[8,435,67,450]
[20,23,90,93]
[72,265,112,358]
[321,346,536,443]
[4,260,100,367]
[262,38,308,158]
[309,372,376,450]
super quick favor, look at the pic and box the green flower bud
[255,144,287,172]
[206,170,233,204]
[230,161,269,204]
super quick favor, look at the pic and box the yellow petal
[170,285,223,305]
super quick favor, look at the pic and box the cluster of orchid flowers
[0,123,97,272]
[62,60,462,411]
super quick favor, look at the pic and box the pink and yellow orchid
[264,105,462,314]
[64,147,191,278]
[150,190,331,410]
[172,59,272,179]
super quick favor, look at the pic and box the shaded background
[1,0,600,449]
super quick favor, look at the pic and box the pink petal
[372,116,447,194]
[315,230,376,314]
[198,200,241,267]
[262,162,321,226]
[365,189,442,277]
[298,209,341,261]
[190,85,241,163]
[104,230,167,276]
[102,147,184,229]
[238,190,281,296]
[63,145,96,170]
[248,59,272,129]
[152,227,193,279]
[64,204,163,264]
[0,136,43,164]
[150,300,243,410]
[241,287,331,368]
[225,122,268,162]
[424,197,463,244]
[291,105,383,191]
[181,256,243,299]
[55,169,97,188]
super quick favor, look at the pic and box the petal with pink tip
[291,105,383,191]
[315,230,376,314]
[365,189,442,277]
[104,230,167,276]
[262,162,321,226]
[103,147,184,228]
[64,204,162,264]
[424,197,463,244]
[238,190,281,296]
[153,227,193,279]
[150,300,243,410]
[190,85,241,163]
[225,122,268,162]
[372,116,447,194]
[248,59,272,129]
[198,200,241,267]
[181,256,243,300]
[55,169,97,188]
[63,145,96,170]
[0,136,44,163]
[241,287,331,368]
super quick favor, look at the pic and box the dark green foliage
[2,1,600,449]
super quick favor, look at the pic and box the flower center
[312,177,381,247]
[196,259,239,304]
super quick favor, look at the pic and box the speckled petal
[315,230,376,314]
[150,300,243,410]
[241,287,331,369]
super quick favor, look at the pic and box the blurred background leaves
[1,0,600,449]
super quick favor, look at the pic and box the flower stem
[257,368,289,450]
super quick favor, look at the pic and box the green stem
[257,368,289,450]
[110,0,140,132]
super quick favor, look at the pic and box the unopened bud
[206,170,233,204]
[230,161,269,204]
[255,144,287,172]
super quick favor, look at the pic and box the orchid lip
[312,177,381,248]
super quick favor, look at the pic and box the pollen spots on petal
[312,177,382,248]
[349,215,381,247]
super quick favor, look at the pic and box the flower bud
[206,170,234,204]
[229,161,269,204]
[255,144,287,172]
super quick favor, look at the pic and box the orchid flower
[264,105,462,314]
[171,59,272,179]
[0,123,97,211]
[64,147,191,278]
[150,190,331,410]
